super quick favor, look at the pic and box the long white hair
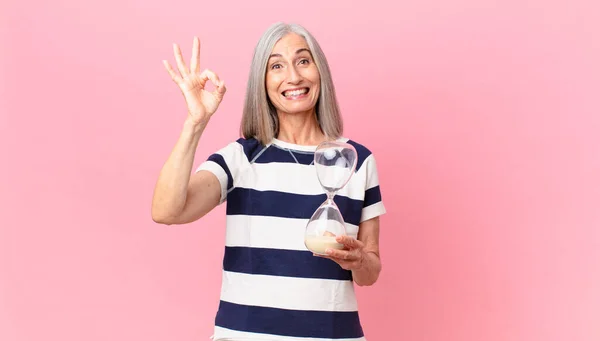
[240,22,343,145]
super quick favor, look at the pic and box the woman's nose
[286,66,302,84]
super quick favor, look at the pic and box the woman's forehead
[272,33,310,55]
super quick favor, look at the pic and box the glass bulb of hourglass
[305,141,358,255]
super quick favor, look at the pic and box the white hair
[240,22,343,145]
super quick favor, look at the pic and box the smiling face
[265,33,321,117]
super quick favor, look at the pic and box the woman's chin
[278,104,318,116]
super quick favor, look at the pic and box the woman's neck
[276,110,326,146]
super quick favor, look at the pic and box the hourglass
[304,141,358,255]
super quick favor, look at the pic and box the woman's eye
[271,64,282,70]
[299,59,310,65]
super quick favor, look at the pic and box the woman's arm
[151,37,226,225]
[316,216,382,286]
[151,120,221,225]
[351,217,381,286]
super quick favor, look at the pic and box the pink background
[1,0,599,340]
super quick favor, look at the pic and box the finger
[199,69,226,98]
[313,253,346,266]
[326,249,359,261]
[313,253,340,261]
[313,253,358,270]
[336,235,364,250]
[216,80,227,97]
[163,60,182,83]
[190,36,201,74]
[324,256,355,270]
[173,43,190,76]
[199,69,221,87]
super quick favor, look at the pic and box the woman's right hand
[163,37,226,126]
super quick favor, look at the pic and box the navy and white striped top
[196,137,386,341]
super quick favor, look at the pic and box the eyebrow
[269,48,312,59]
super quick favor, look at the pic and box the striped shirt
[196,137,386,341]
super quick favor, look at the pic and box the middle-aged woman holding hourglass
[152,22,386,341]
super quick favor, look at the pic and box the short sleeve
[360,153,386,223]
[195,141,247,204]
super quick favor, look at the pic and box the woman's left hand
[314,235,366,271]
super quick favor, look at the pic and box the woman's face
[265,33,321,116]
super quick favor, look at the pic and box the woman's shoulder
[231,136,262,148]
[220,136,266,163]
[340,137,376,171]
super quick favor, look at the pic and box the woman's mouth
[282,88,310,99]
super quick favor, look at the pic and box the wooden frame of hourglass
[304,141,358,255]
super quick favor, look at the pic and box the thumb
[337,235,363,250]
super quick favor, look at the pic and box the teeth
[284,88,308,97]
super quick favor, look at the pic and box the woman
[152,22,386,341]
